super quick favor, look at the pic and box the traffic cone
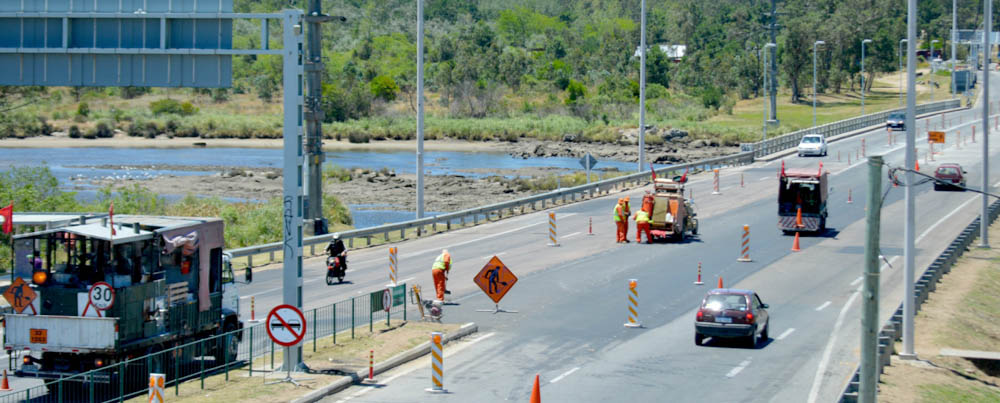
[915,159,920,171]
[791,232,801,252]
[1,369,10,391]
[531,374,541,403]
[717,276,724,289]
[795,207,804,228]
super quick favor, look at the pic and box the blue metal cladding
[0,0,234,88]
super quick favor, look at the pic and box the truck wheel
[691,219,698,235]
[819,217,827,232]
[215,323,240,366]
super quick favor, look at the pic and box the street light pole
[416,0,425,219]
[900,39,908,107]
[901,0,917,361]
[762,43,777,142]
[980,0,991,248]
[638,0,647,172]
[862,39,872,115]
[814,40,825,128]
[931,39,940,101]
[952,0,957,99]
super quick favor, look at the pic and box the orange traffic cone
[717,276,724,289]
[792,232,801,252]
[915,159,920,171]
[531,374,540,403]
[795,208,804,228]
[1,369,10,391]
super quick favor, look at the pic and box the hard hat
[333,233,341,240]
[623,196,630,202]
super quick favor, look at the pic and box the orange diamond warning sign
[3,277,37,314]
[474,256,518,304]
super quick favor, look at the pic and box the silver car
[797,134,827,157]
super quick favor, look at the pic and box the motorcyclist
[326,233,347,271]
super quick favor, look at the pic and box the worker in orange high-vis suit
[613,199,628,243]
[431,249,451,302]
[621,197,631,241]
[635,209,652,243]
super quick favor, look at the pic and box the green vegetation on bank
[0,166,353,272]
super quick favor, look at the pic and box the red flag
[0,202,12,234]
[649,162,657,181]
[109,202,116,237]
[680,167,688,183]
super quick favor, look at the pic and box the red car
[933,163,967,191]
[694,289,770,348]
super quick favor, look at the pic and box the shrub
[369,75,399,102]
[179,101,198,116]
[68,125,81,138]
[82,127,98,139]
[150,99,197,116]
[76,102,90,117]
[348,132,370,143]
[94,121,114,138]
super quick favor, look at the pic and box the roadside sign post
[265,305,310,386]
[579,153,599,184]
[474,256,519,314]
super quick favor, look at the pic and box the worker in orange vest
[431,249,451,302]
[635,209,652,243]
[621,196,631,241]
[613,199,629,243]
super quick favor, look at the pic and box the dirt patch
[878,223,1000,402]
[126,321,462,403]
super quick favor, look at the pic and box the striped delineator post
[426,332,446,393]
[712,169,721,195]
[694,262,704,285]
[624,279,641,328]
[861,139,866,157]
[737,224,752,262]
[548,212,559,247]
[388,247,398,286]
[250,296,255,321]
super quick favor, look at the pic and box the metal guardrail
[750,99,961,158]
[838,199,1000,403]
[0,284,408,403]
[227,99,963,268]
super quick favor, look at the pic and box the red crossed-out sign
[266,304,307,347]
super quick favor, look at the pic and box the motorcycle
[326,253,347,285]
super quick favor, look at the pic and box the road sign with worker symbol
[474,256,519,304]
[266,304,307,347]
[928,131,945,143]
[3,277,37,314]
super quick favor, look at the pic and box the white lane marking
[726,358,752,378]
[550,367,580,384]
[480,252,508,260]
[399,213,577,260]
[916,195,978,244]
[398,276,415,284]
[815,301,832,311]
[850,276,863,286]
[759,177,770,181]
[776,328,796,341]
[806,288,862,403]
[564,231,582,238]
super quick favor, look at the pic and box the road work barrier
[426,332,446,393]
[548,213,559,246]
[389,247,398,286]
[625,279,641,328]
[839,200,1000,402]
[712,169,721,195]
[149,374,165,403]
[738,225,752,262]
[224,99,959,270]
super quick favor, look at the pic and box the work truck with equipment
[644,178,699,242]
[777,162,829,233]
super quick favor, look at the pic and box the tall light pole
[931,39,940,101]
[901,0,917,361]
[980,0,991,248]
[900,38,908,107]
[862,39,873,114]
[416,0,425,219]
[638,0,647,172]
[952,0,957,99]
[813,40,826,128]
[762,43,777,141]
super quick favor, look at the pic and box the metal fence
[0,284,407,403]
[227,100,962,269]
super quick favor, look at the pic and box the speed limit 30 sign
[81,282,115,317]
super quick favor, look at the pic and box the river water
[0,147,642,228]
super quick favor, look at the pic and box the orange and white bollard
[148,373,165,403]
[712,169,721,195]
[426,332,445,393]
[847,188,853,204]
[930,142,936,161]
[737,225,751,262]
[389,247,398,286]
[624,279,641,328]
[861,139,866,157]
[856,147,859,160]
[694,262,704,285]
[740,173,744,188]
[251,296,256,322]
[548,212,559,247]
[363,350,376,383]
[588,217,594,236]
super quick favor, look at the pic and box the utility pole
[862,39,872,115]
[952,0,957,99]
[769,0,778,122]
[860,155,883,403]
[980,0,991,248]
[901,0,917,360]
[416,0,425,219]
[303,0,344,235]
[638,0,646,172]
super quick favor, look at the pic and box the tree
[369,75,399,102]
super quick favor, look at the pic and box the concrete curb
[292,322,479,403]
[756,107,968,162]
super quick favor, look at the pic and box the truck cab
[3,216,248,387]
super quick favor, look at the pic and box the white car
[797,134,827,157]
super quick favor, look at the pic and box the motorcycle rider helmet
[333,232,341,240]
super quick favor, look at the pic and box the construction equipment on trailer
[2,215,252,395]
[646,178,699,242]
[778,162,829,233]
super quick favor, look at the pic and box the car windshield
[937,167,960,176]
[890,113,905,120]
[703,294,748,311]
[802,136,822,144]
